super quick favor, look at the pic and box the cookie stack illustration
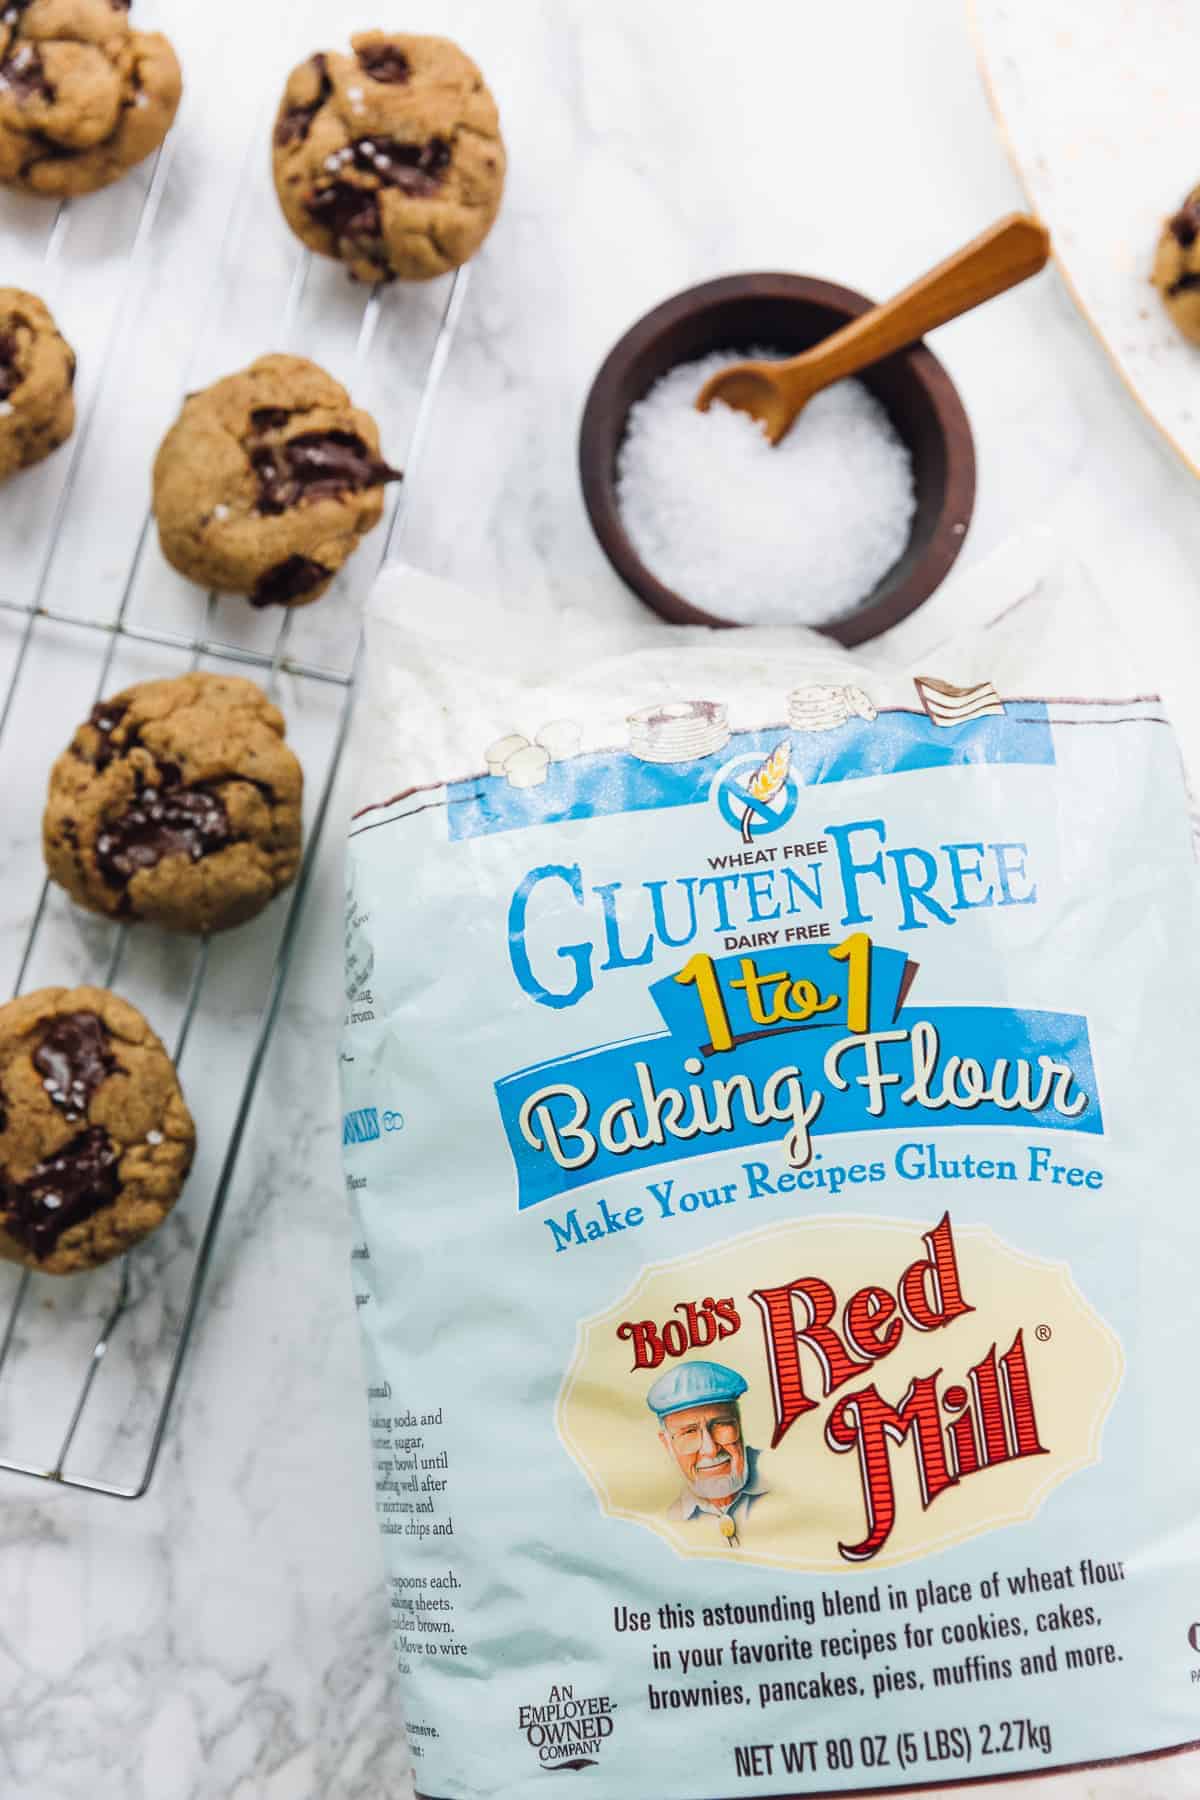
[787,683,877,731]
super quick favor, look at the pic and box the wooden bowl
[578,273,976,647]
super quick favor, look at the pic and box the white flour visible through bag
[341,548,1200,1799]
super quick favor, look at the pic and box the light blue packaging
[341,557,1200,1799]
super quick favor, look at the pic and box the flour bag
[341,550,1200,1798]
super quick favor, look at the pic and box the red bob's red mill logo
[559,1212,1121,1572]
[751,1214,1044,1560]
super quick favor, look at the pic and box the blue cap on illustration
[646,1360,748,1419]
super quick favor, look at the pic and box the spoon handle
[790,213,1050,395]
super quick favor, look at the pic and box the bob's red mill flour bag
[339,542,1200,1799]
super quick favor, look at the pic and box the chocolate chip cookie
[0,985,194,1274]
[0,0,182,199]
[0,287,75,479]
[1154,186,1200,343]
[44,671,304,934]
[272,32,505,283]
[152,354,400,607]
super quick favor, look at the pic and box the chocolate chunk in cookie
[251,554,331,609]
[272,31,505,283]
[5,1126,121,1259]
[356,42,410,85]
[304,182,383,261]
[1169,199,1200,251]
[44,671,304,935]
[0,333,21,401]
[0,986,195,1275]
[151,353,400,606]
[95,768,231,886]
[2,41,53,103]
[274,50,331,147]
[89,696,129,768]
[34,1011,117,1120]
[251,427,397,513]
[0,287,76,480]
[0,0,182,199]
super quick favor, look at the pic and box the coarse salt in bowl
[578,275,976,647]
[617,350,917,629]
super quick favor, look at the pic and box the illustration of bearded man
[646,1360,769,1547]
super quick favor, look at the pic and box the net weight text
[734,1717,1053,1779]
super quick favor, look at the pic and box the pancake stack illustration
[628,700,730,764]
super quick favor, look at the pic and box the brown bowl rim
[578,272,977,648]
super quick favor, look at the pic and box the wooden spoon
[696,213,1050,444]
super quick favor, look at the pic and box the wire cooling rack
[0,34,469,1496]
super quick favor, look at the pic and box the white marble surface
[3,1,1200,1796]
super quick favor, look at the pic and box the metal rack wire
[0,117,469,1497]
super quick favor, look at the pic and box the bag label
[560,1213,1121,1570]
[344,686,1200,1797]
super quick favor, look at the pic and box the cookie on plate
[0,985,194,1274]
[0,0,182,198]
[1153,186,1200,344]
[0,287,75,479]
[44,671,304,935]
[152,353,400,607]
[272,31,505,283]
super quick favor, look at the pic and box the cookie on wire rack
[152,353,400,609]
[0,287,75,480]
[0,985,194,1275]
[43,671,304,936]
[271,31,505,283]
[0,0,182,198]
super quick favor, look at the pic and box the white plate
[970,0,1200,477]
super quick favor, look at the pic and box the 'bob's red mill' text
[615,1214,1046,1563]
